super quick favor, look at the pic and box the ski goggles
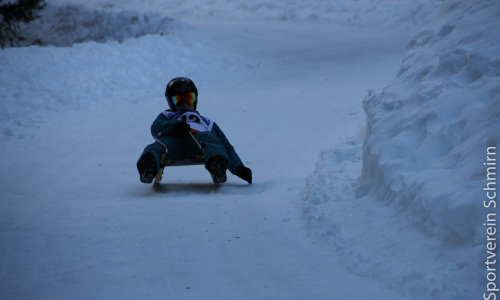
[172,92,197,105]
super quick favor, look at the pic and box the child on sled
[137,77,252,185]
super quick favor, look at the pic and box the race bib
[163,111,214,133]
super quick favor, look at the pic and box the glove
[235,166,252,184]
[172,121,190,136]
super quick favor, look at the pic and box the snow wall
[357,0,500,244]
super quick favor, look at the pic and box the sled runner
[151,130,233,188]
[153,152,205,188]
[152,149,205,189]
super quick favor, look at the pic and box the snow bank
[194,0,432,29]
[0,4,241,140]
[302,0,499,298]
[358,0,500,243]
[17,4,177,47]
[47,0,433,29]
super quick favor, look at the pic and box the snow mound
[16,4,177,47]
[231,0,432,28]
[302,134,481,299]
[302,0,499,298]
[0,5,243,140]
[47,0,433,29]
[357,0,500,243]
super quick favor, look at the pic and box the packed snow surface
[1,0,498,299]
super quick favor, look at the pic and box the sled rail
[153,152,205,188]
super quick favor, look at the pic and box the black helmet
[165,77,198,111]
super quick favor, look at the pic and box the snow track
[3,1,490,299]
[0,15,407,299]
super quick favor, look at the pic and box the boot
[206,154,228,184]
[137,152,157,184]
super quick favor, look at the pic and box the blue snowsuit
[139,110,244,175]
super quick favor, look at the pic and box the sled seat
[153,152,205,188]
